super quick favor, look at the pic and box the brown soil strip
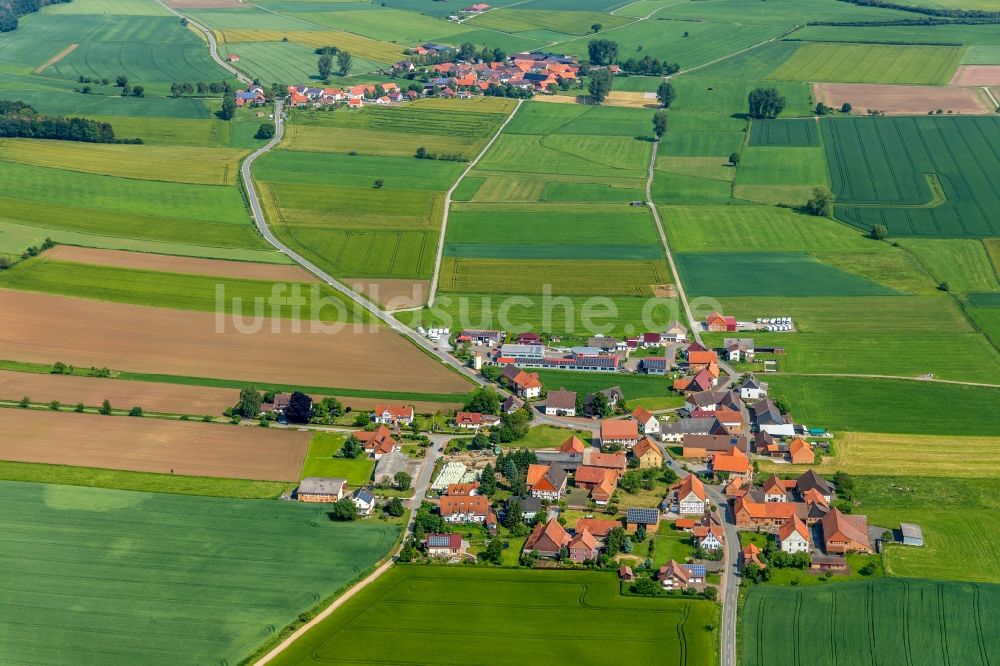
[949,65,1000,87]
[0,290,471,393]
[33,43,78,75]
[349,278,429,309]
[46,245,319,282]
[814,82,992,115]
[0,408,308,481]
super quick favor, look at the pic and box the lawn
[300,432,375,485]
[742,579,1000,666]
[823,116,1000,237]
[516,425,594,449]
[652,521,695,568]
[769,43,964,85]
[267,566,718,666]
[674,252,899,297]
[765,376,1000,436]
[0,480,399,665]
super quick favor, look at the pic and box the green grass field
[770,43,964,84]
[675,252,898,296]
[440,257,668,296]
[765,376,1000,435]
[823,116,1000,237]
[743,579,1000,666]
[0,480,399,665]
[734,146,829,188]
[300,432,375,485]
[535,369,678,401]
[748,119,820,146]
[516,424,594,449]
[0,258,362,322]
[899,239,999,293]
[268,566,718,666]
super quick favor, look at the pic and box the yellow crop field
[216,29,403,63]
[0,139,246,186]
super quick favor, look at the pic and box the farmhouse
[446,482,479,496]
[506,495,541,520]
[527,463,568,500]
[501,395,524,413]
[568,529,599,562]
[426,533,464,559]
[661,417,715,443]
[632,437,664,468]
[658,560,705,590]
[687,350,719,372]
[788,437,814,464]
[373,404,414,426]
[682,434,749,457]
[778,516,812,553]
[524,518,571,558]
[575,518,620,539]
[822,509,871,554]
[453,411,501,430]
[544,388,577,416]
[356,425,400,459]
[599,419,640,449]
[574,465,619,491]
[297,477,348,503]
[263,392,292,415]
[583,387,624,417]
[663,321,688,343]
[693,521,725,551]
[741,543,766,569]
[235,85,266,107]
[723,338,755,363]
[739,375,767,402]
[711,447,752,480]
[439,494,492,523]
[673,368,716,393]
[632,406,660,436]
[734,496,807,530]
[706,312,737,332]
[511,370,542,399]
[672,475,709,515]
[584,450,627,471]
[352,489,376,516]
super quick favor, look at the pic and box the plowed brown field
[0,290,470,393]
[45,246,318,282]
[0,409,308,480]
[814,82,992,115]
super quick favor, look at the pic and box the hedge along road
[427,97,524,307]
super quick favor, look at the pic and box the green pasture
[967,304,1000,346]
[748,119,820,146]
[477,134,652,179]
[440,257,668,296]
[446,204,660,245]
[658,131,746,157]
[467,8,630,34]
[399,293,686,337]
[293,8,469,42]
[656,156,736,183]
[458,171,646,203]
[505,103,656,138]
[536,369,675,401]
[657,0,915,24]
[675,252,898,297]
[900,239,999,293]
[964,45,1000,63]
[46,0,172,15]
[652,172,735,204]
[445,244,663,260]
[516,425,594,449]
[276,226,436,278]
[522,0,632,10]
[811,249,935,294]
[0,460,291,498]
[743,579,1000,666]
[0,258,362,322]
[257,151,464,190]
[734,146,829,187]
[765,376,1000,435]
[0,480,398,666]
[770,43,964,84]
[852,475,1000,583]
[823,116,1000,237]
[225,40,329,85]
[791,24,1000,47]
[184,7,315,30]
[300,432,375,485]
[268,566,718,666]
[263,181,443,229]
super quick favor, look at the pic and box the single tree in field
[318,54,333,79]
[220,96,236,120]
[591,22,602,32]
[128,406,144,417]
[255,121,275,140]
[841,102,852,113]
[131,85,144,98]
[656,81,675,108]
[589,68,613,104]
[587,39,618,66]
[235,386,263,418]
[284,391,313,423]
[99,399,112,415]
[652,109,668,138]
[804,187,832,216]
[729,152,741,166]
[870,224,889,240]
[747,87,786,119]
[337,51,353,76]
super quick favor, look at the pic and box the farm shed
[900,522,924,546]
[297,477,348,503]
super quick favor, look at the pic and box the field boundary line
[773,372,1000,388]
[670,25,801,79]
[152,0,251,84]
[427,98,524,307]
[33,43,78,75]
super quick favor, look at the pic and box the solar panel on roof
[685,564,706,576]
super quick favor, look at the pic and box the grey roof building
[900,523,924,546]
[374,451,409,483]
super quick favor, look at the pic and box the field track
[0,408,309,480]
[33,43,78,75]
[0,290,470,393]
[45,246,315,282]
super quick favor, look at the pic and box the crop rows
[749,119,820,146]
[302,106,505,138]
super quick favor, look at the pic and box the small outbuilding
[900,522,924,547]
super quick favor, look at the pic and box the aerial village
[282,310,916,594]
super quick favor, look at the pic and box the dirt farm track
[0,409,309,481]
[0,290,470,393]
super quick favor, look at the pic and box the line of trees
[170,80,234,97]
[833,0,1000,20]
[317,48,353,79]
[0,100,140,143]
[747,87,786,119]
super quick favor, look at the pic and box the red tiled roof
[575,518,620,537]
[560,436,586,454]
[600,419,639,441]
[439,495,489,516]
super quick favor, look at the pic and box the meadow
[769,43,964,85]
[440,257,668,295]
[764,376,1000,436]
[823,116,1000,237]
[898,239,999,293]
[535,369,680,402]
[0,480,399,666]
[299,432,375,486]
[268,566,718,666]
[742,579,1000,666]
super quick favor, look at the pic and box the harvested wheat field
[0,409,309,480]
[950,65,1000,86]
[45,246,316,282]
[0,370,238,415]
[0,290,470,393]
[349,278,429,309]
[814,82,992,115]
[604,91,659,108]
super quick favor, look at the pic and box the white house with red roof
[372,404,414,426]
